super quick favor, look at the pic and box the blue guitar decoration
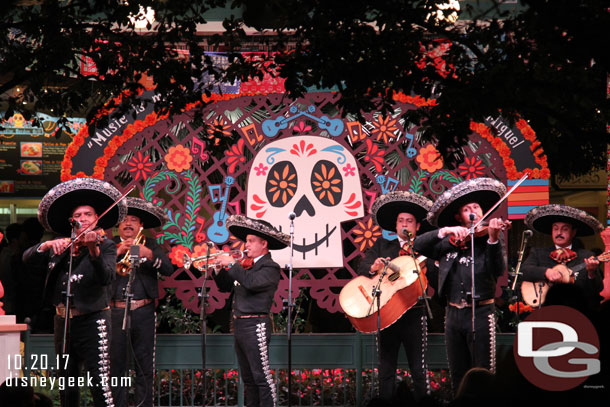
[207,176,234,244]
[404,132,417,158]
[262,105,344,138]
[376,175,400,241]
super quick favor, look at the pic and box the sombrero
[371,191,433,232]
[125,198,168,229]
[524,204,602,237]
[427,177,506,227]
[38,178,127,236]
[227,214,290,250]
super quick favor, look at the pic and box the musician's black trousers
[234,316,276,407]
[378,305,430,402]
[53,310,114,407]
[110,302,156,407]
[444,303,496,395]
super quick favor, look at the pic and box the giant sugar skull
[247,136,364,268]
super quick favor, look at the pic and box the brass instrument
[183,249,248,271]
[116,226,146,276]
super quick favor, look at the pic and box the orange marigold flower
[353,217,382,252]
[169,245,192,268]
[370,115,399,144]
[416,144,443,173]
[165,145,193,173]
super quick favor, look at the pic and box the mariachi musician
[413,177,507,395]
[110,197,173,407]
[23,177,126,407]
[213,215,289,407]
[520,204,603,313]
[356,191,435,403]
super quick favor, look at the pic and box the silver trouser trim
[256,322,277,407]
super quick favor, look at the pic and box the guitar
[521,250,610,307]
[339,255,427,333]
[206,176,234,243]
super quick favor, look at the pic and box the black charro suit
[23,238,117,407]
[521,245,602,313]
[214,252,280,407]
[109,236,173,407]
[357,237,435,402]
[414,230,505,394]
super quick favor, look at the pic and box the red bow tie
[241,257,254,270]
[550,248,577,264]
[399,242,413,257]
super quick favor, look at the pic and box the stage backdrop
[61,91,550,314]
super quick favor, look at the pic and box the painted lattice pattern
[104,92,507,315]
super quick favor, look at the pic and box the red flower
[457,156,485,179]
[169,245,192,268]
[127,151,154,181]
[363,139,385,172]
[165,145,193,173]
[225,139,246,174]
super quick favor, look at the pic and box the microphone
[401,228,410,238]
[524,229,533,238]
[381,258,401,273]
[288,212,296,220]
[469,213,476,222]
[68,218,81,229]
[206,241,214,247]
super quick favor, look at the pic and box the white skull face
[247,136,364,267]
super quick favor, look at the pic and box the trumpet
[116,226,146,276]
[183,249,248,271]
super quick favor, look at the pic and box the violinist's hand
[39,238,70,256]
[487,218,507,243]
[370,257,390,275]
[438,226,469,241]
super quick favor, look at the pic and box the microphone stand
[468,214,478,367]
[286,214,295,407]
[404,231,433,320]
[121,246,140,387]
[511,231,532,316]
[199,244,212,405]
[61,223,78,355]
[366,263,389,398]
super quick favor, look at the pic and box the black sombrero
[126,198,168,229]
[371,191,433,232]
[427,177,506,227]
[38,178,127,236]
[226,214,290,250]
[525,204,602,237]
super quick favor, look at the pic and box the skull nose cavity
[293,195,315,217]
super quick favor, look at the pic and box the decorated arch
[62,90,550,315]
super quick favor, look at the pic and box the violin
[449,220,511,249]
[70,228,107,254]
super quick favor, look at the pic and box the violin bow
[473,172,530,230]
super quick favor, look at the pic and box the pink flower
[342,163,356,177]
[254,162,268,176]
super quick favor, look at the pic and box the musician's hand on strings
[370,257,390,275]
[584,256,600,277]
[39,238,70,255]
[438,226,469,241]
[487,217,507,243]
[545,267,564,282]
